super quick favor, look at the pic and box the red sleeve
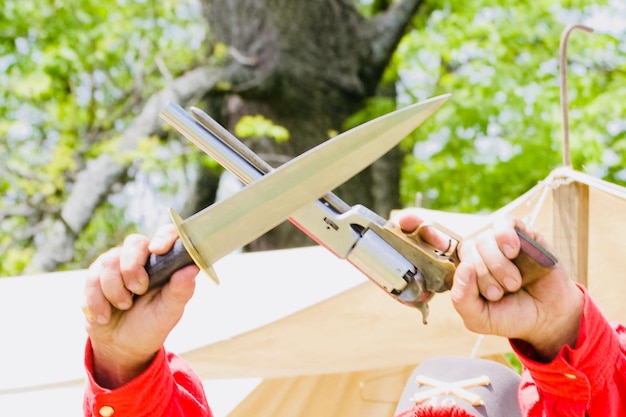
[511,283,626,416]
[83,339,212,417]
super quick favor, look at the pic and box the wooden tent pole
[559,24,593,167]
[554,24,593,285]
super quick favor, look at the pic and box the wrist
[91,342,158,389]
[524,283,584,362]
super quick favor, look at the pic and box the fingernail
[128,278,146,295]
[455,275,467,287]
[117,301,132,310]
[450,281,464,300]
[486,285,502,300]
[96,315,108,325]
[503,244,516,259]
[504,277,518,292]
[150,237,164,250]
[82,306,95,321]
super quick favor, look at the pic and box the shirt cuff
[84,338,174,417]
[510,283,620,399]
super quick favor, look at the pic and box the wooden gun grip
[514,227,558,286]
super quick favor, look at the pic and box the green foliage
[71,201,135,270]
[394,0,626,212]
[343,96,397,130]
[504,352,523,374]
[356,0,392,17]
[0,0,205,276]
[235,115,290,143]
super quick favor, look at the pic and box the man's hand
[83,225,199,388]
[399,214,584,362]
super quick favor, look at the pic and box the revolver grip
[378,223,458,293]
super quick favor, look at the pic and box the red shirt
[83,339,212,417]
[512,283,626,417]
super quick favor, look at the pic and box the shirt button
[564,373,576,379]
[99,405,115,416]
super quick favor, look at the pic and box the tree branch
[367,0,425,73]
[26,64,248,273]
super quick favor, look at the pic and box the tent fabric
[226,364,417,417]
[0,246,370,392]
[181,280,509,379]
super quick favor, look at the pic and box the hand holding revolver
[398,213,584,362]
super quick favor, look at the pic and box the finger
[99,247,135,311]
[398,215,450,252]
[417,224,454,252]
[450,262,486,332]
[492,216,523,259]
[459,236,503,301]
[120,233,151,296]
[476,229,523,293]
[149,224,179,255]
[398,214,423,233]
[152,265,198,326]
[169,265,198,300]
[492,216,554,259]
[84,261,113,325]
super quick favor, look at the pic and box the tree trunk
[194,0,423,249]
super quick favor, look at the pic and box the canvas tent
[3,166,626,416]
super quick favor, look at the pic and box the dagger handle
[144,238,195,290]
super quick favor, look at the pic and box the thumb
[154,266,197,323]
[450,262,482,318]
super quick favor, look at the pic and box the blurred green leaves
[393,0,626,212]
[1,0,205,275]
[235,115,290,143]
